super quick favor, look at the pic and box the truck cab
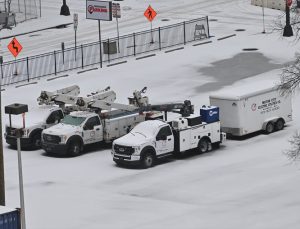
[41,111,103,156]
[5,106,64,149]
[112,120,175,168]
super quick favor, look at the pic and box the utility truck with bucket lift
[41,87,177,156]
[4,85,81,149]
[112,105,226,168]
[209,81,292,137]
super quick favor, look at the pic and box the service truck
[4,85,81,149]
[111,106,226,168]
[209,81,292,136]
[41,86,194,157]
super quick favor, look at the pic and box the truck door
[83,116,103,144]
[155,126,174,155]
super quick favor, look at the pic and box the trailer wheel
[275,119,284,131]
[198,138,210,153]
[68,141,82,157]
[265,122,274,134]
[141,152,155,169]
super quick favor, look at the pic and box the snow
[1,0,300,229]
[209,79,280,100]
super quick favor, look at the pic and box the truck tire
[275,119,284,131]
[141,152,155,169]
[68,141,82,157]
[198,138,210,153]
[265,122,274,134]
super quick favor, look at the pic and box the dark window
[84,116,101,130]
[47,110,64,124]
[157,126,172,138]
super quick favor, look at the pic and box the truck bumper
[5,134,32,148]
[42,142,68,156]
[112,152,141,166]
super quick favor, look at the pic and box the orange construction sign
[8,37,23,58]
[144,5,157,22]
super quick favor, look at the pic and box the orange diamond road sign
[144,5,157,22]
[8,37,23,58]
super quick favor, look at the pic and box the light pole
[283,0,293,37]
[0,83,5,206]
[60,0,70,16]
[262,0,266,33]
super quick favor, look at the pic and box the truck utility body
[112,106,225,168]
[209,81,292,136]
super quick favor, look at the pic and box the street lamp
[60,0,70,16]
[283,0,293,37]
[5,103,28,229]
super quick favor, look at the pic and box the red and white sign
[86,0,112,21]
[287,0,293,7]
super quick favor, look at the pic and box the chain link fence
[0,17,210,86]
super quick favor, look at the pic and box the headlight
[60,135,67,143]
[23,129,30,137]
[132,146,141,155]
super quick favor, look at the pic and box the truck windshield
[61,115,86,126]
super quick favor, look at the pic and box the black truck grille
[43,134,61,144]
[114,144,134,155]
[5,127,19,136]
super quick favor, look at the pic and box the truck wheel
[68,141,82,157]
[275,119,284,131]
[265,122,274,134]
[32,133,42,149]
[198,138,209,153]
[141,152,155,169]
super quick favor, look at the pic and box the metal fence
[0,17,210,86]
[0,0,40,23]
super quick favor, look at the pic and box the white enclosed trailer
[209,81,292,136]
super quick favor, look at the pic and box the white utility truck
[4,85,80,149]
[209,81,292,136]
[112,106,226,168]
[41,87,171,156]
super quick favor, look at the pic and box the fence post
[0,63,3,79]
[159,27,161,51]
[107,38,110,63]
[133,33,136,56]
[54,51,57,75]
[81,45,84,69]
[183,21,186,45]
[206,16,210,38]
[26,57,29,82]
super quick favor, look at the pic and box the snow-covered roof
[0,206,16,214]
[132,120,166,136]
[8,105,59,128]
[209,80,280,101]
[69,111,95,118]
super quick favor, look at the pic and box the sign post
[86,0,112,68]
[7,37,23,76]
[112,2,121,52]
[144,5,157,44]
[74,13,78,61]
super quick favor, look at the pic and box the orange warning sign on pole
[144,5,157,22]
[8,37,23,58]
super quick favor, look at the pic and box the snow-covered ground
[1,1,300,229]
